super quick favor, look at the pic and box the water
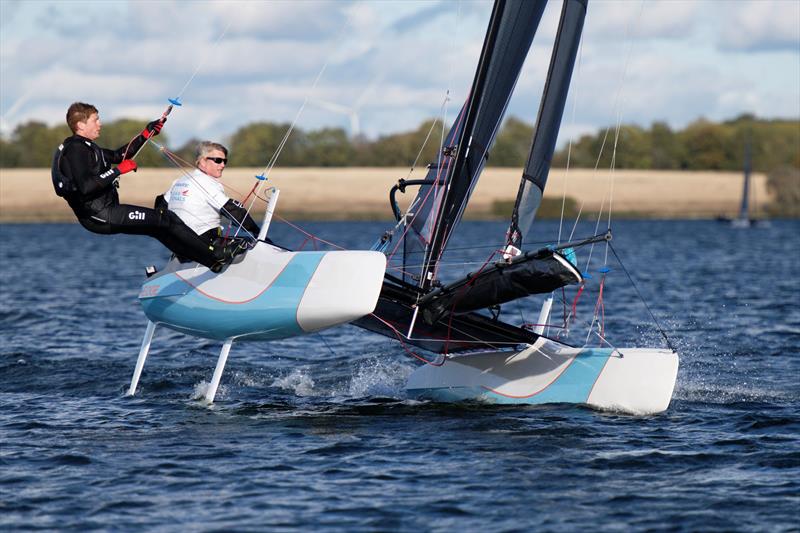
[1,220,798,531]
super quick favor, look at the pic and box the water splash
[191,380,228,402]
[271,367,317,396]
[346,358,413,398]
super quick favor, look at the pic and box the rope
[602,0,645,264]
[584,274,605,345]
[272,214,346,250]
[441,248,501,355]
[369,314,444,366]
[241,16,357,225]
[401,94,451,184]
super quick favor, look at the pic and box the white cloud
[585,0,699,42]
[0,0,797,146]
[717,0,800,52]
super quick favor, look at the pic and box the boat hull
[406,338,679,414]
[138,243,386,341]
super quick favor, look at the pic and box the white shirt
[165,169,230,235]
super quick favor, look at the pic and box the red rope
[593,275,606,343]
[570,284,585,324]
[441,249,500,354]
[369,314,445,366]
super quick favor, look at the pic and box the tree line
[1,114,797,172]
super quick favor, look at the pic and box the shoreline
[0,167,771,222]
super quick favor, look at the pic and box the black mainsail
[355,0,591,354]
[402,0,548,288]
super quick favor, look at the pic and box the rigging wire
[234,14,372,241]
[121,20,234,162]
[176,20,234,102]
[602,0,646,265]
[608,242,676,351]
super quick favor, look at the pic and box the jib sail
[507,0,587,249]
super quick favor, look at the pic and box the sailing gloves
[118,160,137,174]
[141,117,166,139]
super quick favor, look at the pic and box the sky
[1,0,798,150]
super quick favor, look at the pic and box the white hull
[406,338,679,414]
[139,243,387,340]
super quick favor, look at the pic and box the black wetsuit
[56,134,221,268]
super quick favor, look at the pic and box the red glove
[118,160,138,175]
[141,117,166,139]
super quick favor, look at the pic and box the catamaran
[127,0,678,414]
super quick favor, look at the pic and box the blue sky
[1,0,798,149]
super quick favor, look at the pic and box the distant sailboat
[720,137,770,227]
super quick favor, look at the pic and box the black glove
[142,117,166,139]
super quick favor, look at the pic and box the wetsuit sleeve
[221,198,261,237]
[60,142,119,197]
[109,133,149,163]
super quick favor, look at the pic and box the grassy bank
[0,167,774,222]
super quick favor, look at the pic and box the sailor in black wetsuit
[53,102,226,270]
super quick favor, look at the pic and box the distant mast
[738,138,752,222]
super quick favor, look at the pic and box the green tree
[363,119,443,167]
[9,121,70,167]
[228,122,303,166]
[679,119,728,170]
[650,121,682,169]
[0,138,20,167]
[304,128,355,166]
[172,137,204,167]
[613,124,652,168]
[490,116,534,166]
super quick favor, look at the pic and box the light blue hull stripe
[139,253,326,341]
[408,348,613,405]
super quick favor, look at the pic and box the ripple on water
[1,221,799,531]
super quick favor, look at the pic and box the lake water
[1,220,798,531]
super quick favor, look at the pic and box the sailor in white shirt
[161,141,260,245]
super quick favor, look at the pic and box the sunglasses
[205,156,228,164]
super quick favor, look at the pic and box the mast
[419,0,548,290]
[738,137,752,221]
[506,0,588,250]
